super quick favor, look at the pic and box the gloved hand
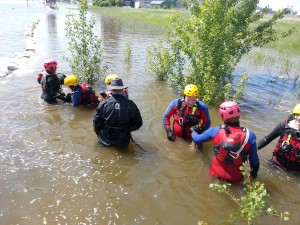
[166,129,175,141]
[250,164,259,179]
[65,93,72,102]
[250,170,257,179]
[190,125,203,134]
[55,94,66,101]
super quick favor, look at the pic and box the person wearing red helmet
[37,59,65,104]
[191,101,260,184]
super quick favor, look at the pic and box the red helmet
[44,59,57,73]
[219,101,240,122]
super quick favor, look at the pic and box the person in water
[162,84,211,141]
[63,75,98,108]
[93,78,142,148]
[37,59,65,104]
[98,74,129,102]
[191,101,260,184]
[258,103,300,171]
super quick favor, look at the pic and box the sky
[258,0,300,14]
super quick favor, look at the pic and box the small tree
[63,0,107,84]
[147,0,294,104]
[206,164,290,225]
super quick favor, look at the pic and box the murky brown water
[0,3,299,225]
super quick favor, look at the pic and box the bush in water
[146,0,295,105]
[63,0,107,84]
[204,163,290,225]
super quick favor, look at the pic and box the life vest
[77,83,97,106]
[40,73,60,94]
[274,128,300,164]
[174,98,202,126]
[213,124,249,166]
[37,70,47,85]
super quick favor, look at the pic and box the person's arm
[162,99,178,131]
[93,103,105,134]
[248,131,260,178]
[257,121,286,150]
[72,92,82,107]
[198,101,211,131]
[130,102,143,132]
[191,126,219,144]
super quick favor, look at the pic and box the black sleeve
[129,101,143,132]
[47,77,57,96]
[257,121,286,150]
[93,103,105,134]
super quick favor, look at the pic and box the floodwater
[0,1,299,225]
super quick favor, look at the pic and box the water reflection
[47,13,57,36]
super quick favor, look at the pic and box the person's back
[191,101,259,184]
[39,59,63,104]
[73,82,98,108]
[63,75,98,108]
[93,78,142,148]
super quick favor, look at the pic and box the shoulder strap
[229,127,249,159]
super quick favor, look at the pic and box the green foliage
[93,0,111,7]
[63,0,107,84]
[233,72,249,102]
[146,0,294,104]
[207,164,290,225]
[115,0,124,7]
[124,40,132,64]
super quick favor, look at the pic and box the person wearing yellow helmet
[258,103,300,171]
[63,75,98,108]
[162,84,211,141]
[98,74,129,102]
[104,74,119,85]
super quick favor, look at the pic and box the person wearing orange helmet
[191,101,260,184]
[258,103,300,171]
[162,84,211,141]
[38,59,65,104]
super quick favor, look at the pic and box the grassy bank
[90,6,189,29]
[90,7,299,56]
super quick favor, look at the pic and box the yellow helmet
[292,103,300,114]
[105,74,119,85]
[64,75,78,87]
[183,84,199,97]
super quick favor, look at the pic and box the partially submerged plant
[208,163,290,225]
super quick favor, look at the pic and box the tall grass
[262,15,300,56]
[90,7,299,57]
[90,6,189,28]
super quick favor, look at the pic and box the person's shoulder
[196,100,209,110]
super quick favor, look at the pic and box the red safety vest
[78,83,97,106]
[274,129,300,163]
[213,124,249,166]
[173,98,202,138]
